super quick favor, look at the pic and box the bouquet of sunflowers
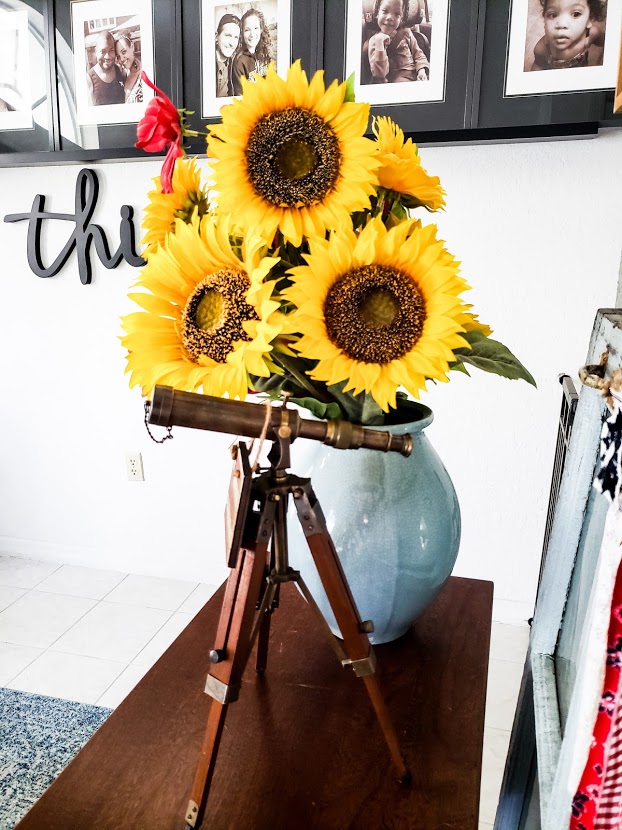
[122,64,534,426]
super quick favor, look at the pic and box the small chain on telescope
[143,401,174,444]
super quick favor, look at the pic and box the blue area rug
[0,688,111,829]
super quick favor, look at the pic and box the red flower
[135,72,183,193]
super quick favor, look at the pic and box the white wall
[1,131,621,623]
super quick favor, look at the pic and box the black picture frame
[321,0,480,137]
[179,0,324,158]
[0,0,57,163]
[49,0,178,162]
[472,0,622,132]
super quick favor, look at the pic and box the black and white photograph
[505,0,622,95]
[71,0,154,126]
[345,0,449,106]
[0,9,32,131]
[200,0,291,118]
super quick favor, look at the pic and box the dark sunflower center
[323,265,426,364]
[275,138,318,181]
[245,107,341,207]
[181,268,259,363]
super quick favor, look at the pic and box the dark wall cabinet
[1,0,620,167]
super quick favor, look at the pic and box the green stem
[271,353,334,404]
[182,128,209,139]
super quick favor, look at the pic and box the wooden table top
[16,575,493,830]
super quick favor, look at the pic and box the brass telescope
[147,385,413,457]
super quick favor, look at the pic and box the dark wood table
[16,575,493,830]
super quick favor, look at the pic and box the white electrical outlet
[125,452,144,481]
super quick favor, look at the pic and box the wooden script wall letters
[4,168,145,284]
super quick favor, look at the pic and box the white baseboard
[0,536,228,587]
[493,597,534,627]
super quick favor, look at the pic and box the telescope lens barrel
[147,386,412,457]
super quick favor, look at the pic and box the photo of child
[505,0,621,96]
[346,0,448,106]
[361,0,429,84]
[526,0,607,71]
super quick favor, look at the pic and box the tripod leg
[185,540,270,828]
[255,583,279,675]
[294,485,410,783]
[296,575,347,665]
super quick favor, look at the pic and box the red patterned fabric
[570,557,622,830]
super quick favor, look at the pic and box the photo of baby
[346,0,448,106]
[525,0,607,72]
[505,0,621,96]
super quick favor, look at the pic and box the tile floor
[0,555,529,828]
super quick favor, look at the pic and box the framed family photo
[200,0,291,119]
[345,0,450,106]
[505,0,622,97]
[0,8,33,131]
[70,0,155,126]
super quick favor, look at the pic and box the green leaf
[453,331,536,386]
[390,200,408,221]
[290,397,344,421]
[327,383,385,426]
[449,361,470,375]
[344,73,356,102]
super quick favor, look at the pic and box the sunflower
[284,217,473,411]
[207,61,379,247]
[141,157,210,256]
[373,116,445,212]
[121,216,282,399]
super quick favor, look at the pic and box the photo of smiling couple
[85,20,143,106]
[214,2,277,98]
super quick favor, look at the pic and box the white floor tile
[96,663,151,708]
[178,583,219,617]
[132,611,193,667]
[104,574,197,611]
[485,658,524,731]
[50,601,172,663]
[8,650,126,705]
[0,642,44,685]
[0,556,60,589]
[489,622,530,664]
[35,564,127,600]
[0,585,26,612]
[0,590,96,649]
[479,727,511,824]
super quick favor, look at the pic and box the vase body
[287,401,461,644]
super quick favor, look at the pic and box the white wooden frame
[529,309,622,829]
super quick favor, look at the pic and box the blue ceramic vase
[287,400,461,644]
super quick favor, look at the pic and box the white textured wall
[1,131,621,622]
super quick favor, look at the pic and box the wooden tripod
[184,429,410,829]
